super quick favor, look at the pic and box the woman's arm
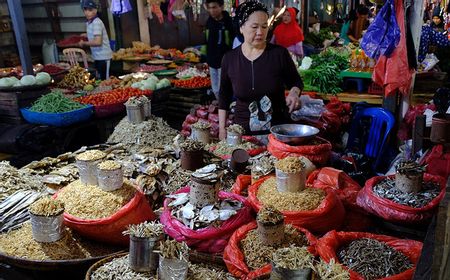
[219,109,228,140]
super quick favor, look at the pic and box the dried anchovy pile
[0,223,119,260]
[180,139,204,152]
[373,178,440,208]
[0,161,44,202]
[275,157,305,173]
[76,150,106,161]
[338,238,413,280]
[257,178,325,211]
[227,124,245,135]
[123,221,164,238]
[187,263,237,280]
[98,160,121,170]
[240,224,308,270]
[29,196,64,217]
[250,152,277,180]
[257,205,284,225]
[159,240,189,261]
[272,246,314,270]
[396,160,426,175]
[107,116,178,152]
[314,259,350,280]
[90,255,156,280]
[208,140,258,157]
[192,121,211,130]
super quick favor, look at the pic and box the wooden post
[412,115,426,156]
[43,0,63,42]
[6,0,33,75]
[137,0,150,45]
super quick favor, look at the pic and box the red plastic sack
[341,211,374,232]
[196,109,208,119]
[306,167,362,210]
[247,176,345,233]
[160,187,254,254]
[356,173,446,224]
[57,35,87,47]
[423,145,450,181]
[316,231,423,280]
[267,134,332,165]
[231,175,252,195]
[223,221,317,280]
[209,136,267,160]
[54,188,155,246]
[185,114,199,124]
[208,113,219,124]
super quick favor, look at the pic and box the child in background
[78,0,112,80]
[205,0,234,100]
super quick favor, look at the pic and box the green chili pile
[30,91,86,113]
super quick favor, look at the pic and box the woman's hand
[286,88,301,113]
[219,127,227,140]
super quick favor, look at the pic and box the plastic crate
[368,82,384,95]
[20,105,93,127]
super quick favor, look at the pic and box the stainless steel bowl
[270,124,319,145]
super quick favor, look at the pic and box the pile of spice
[257,177,325,211]
[98,160,121,170]
[123,221,164,238]
[257,205,284,225]
[373,178,440,208]
[272,246,314,270]
[90,254,156,280]
[159,240,189,261]
[57,180,136,219]
[314,259,350,280]
[208,140,259,158]
[29,196,64,216]
[191,121,211,130]
[275,156,305,173]
[76,150,106,161]
[180,139,204,152]
[338,238,413,280]
[240,224,308,270]
[0,223,119,260]
[107,116,178,152]
[0,161,44,201]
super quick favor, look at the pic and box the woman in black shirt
[218,0,303,140]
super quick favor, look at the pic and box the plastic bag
[196,109,208,119]
[361,0,400,59]
[306,167,362,211]
[185,114,199,124]
[267,135,332,165]
[223,221,317,280]
[231,175,253,195]
[316,231,423,280]
[356,173,446,224]
[423,145,450,180]
[247,177,345,233]
[209,136,267,160]
[111,0,133,15]
[160,187,254,254]
[55,188,155,246]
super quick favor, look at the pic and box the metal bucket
[77,157,105,186]
[230,149,250,174]
[126,104,145,124]
[30,210,64,243]
[270,265,312,280]
[97,166,124,192]
[158,257,188,280]
[142,99,152,119]
[257,220,285,247]
[395,171,423,193]
[189,176,220,208]
[227,131,242,146]
[191,128,210,144]
[180,150,204,171]
[275,168,305,193]
[129,235,162,273]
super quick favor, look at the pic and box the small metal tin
[270,265,312,280]
[77,157,105,186]
[189,175,220,208]
[97,166,124,192]
[191,127,210,144]
[395,171,423,193]
[257,220,285,247]
[275,168,305,193]
[29,210,64,243]
[129,234,162,273]
[126,103,145,124]
[227,131,242,146]
[180,150,204,171]
[158,256,189,280]
[230,149,250,174]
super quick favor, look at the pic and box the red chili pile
[172,77,211,89]
[41,64,65,75]
[75,88,151,106]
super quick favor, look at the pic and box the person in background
[205,0,234,100]
[78,0,112,80]
[218,0,303,140]
[347,5,370,44]
[271,7,305,57]
[431,8,445,32]
[340,9,357,45]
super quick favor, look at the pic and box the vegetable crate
[0,87,50,124]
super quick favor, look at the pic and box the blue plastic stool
[344,78,367,93]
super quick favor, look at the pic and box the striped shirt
[86,17,112,60]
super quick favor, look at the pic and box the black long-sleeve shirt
[219,43,303,133]
[206,11,234,69]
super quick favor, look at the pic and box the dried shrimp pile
[275,156,305,173]
[272,246,314,270]
[314,259,350,280]
[123,221,164,238]
[29,196,64,216]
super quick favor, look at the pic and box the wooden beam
[137,0,150,45]
[432,177,450,279]
[42,0,63,42]
[7,0,32,75]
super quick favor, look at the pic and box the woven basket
[85,252,128,280]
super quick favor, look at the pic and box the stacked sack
[181,103,234,138]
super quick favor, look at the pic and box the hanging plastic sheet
[361,0,400,59]
[111,0,132,15]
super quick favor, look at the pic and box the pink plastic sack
[160,187,254,254]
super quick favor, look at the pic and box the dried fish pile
[314,259,350,280]
[29,196,64,216]
[0,161,44,202]
[192,121,211,130]
[208,140,258,157]
[373,178,440,208]
[272,246,314,270]
[187,263,237,280]
[257,206,284,225]
[396,161,426,175]
[180,139,204,152]
[0,223,119,260]
[275,157,305,173]
[41,164,79,189]
[250,152,277,180]
[23,152,75,176]
[227,124,245,135]
[0,191,41,233]
[257,178,325,211]
[167,192,243,230]
[123,221,164,238]
[98,160,121,170]
[159,240,189,261]
[338,238,412,280]
[90,255,156,280]
[240,224,308,270]
[107,116,178,152]
[57,180,136,219]
[162,169,192,194]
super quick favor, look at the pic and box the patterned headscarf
[236,0,269,27]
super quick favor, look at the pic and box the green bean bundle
[30,91,86,113]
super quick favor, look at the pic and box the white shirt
[86,17,112,60]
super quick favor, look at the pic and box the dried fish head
[180,203,195,219]
[167,193,189,207]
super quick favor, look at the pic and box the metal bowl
[270,124,319,145]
